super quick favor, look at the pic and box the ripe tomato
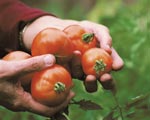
[2,51,33,86]
[63,25,97,55]
[2,51,31,60]
[81,48,113,77]
[31,64,73,106]
[31,28,74,63]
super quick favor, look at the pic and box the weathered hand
[0,54,74,117]
[22,16,124,92]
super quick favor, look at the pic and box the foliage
[1,0,149,120]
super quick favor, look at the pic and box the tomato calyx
[54,82,66,93]
[82,33,94,43]
[94,59,107,74]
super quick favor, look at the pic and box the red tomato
[31,64,73,106]
[31,28,74,63]
[63,25,97,55]
[81,48,113,77]
[2,51,33,86]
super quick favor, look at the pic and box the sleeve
[0,0,55,58]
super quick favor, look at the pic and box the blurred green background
[0,0,149,120]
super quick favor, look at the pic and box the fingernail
[44,55,55,67]
[106,45,111,49]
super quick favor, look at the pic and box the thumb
[3,54,55,78]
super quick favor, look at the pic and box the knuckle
[30,61,41,71]
[13,91,32,112]
[23,59,42,73]
[21,92,33,111]
[108,36,112,43]
[103,26,109,32]
[11,100,25,111]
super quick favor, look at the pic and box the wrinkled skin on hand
[22,16,123,93]
[0,55,74,117]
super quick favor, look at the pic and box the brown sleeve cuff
[0,0,56,57]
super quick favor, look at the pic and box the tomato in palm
[2,51,33,86]
[31,28,74,63]
[63,25,97,55]
[81,48,113,77]
[31,64,73,106]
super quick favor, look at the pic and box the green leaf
[126,93,150,109]
[72,99,103,111]
[103,111,115,120]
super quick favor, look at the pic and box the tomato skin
[2,51,31,60]
[81,48,113,77]
[31,64,73,106]
[63,25,97,55]
[2,51,33,86]
[31,28,74,63]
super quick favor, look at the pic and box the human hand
[22,16,124,92]
[0,54,74,117]
[71,21,124,92]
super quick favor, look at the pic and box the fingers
[80,21,124,70]
[1,89,75,117]
[1,54,55,79]
[84,74,115,93]
[94,27,112,54]
[100,73,112,82]
[83,47,123,92]
[111,48,124,70]
[25,91,75,117]
[71,51,84,79]
[84,75,97,93]
[99,74,116,93]
[19,54,56,72]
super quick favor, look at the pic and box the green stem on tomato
[82,33,94,43]
[54,82,66,93]
[94,59,107,74]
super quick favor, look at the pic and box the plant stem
[62,112,71,120]
[112,93,124,120]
